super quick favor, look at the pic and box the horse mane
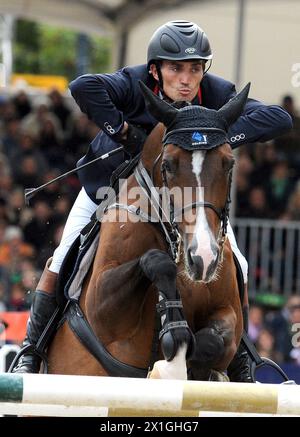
[141,123,165,170]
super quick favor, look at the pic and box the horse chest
[177,277,215,329]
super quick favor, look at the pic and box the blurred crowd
[0,88,99,312]
[0,88,300,366]
[236,95,300,220]
[249,295,300,366]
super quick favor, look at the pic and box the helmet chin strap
[204,59,212,74]
[154,61,164,93]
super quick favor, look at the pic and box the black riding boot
[227,289,255,383]
[227,340,254,383]
[12,258,58,374]
[12,291,57,373]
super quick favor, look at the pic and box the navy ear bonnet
[162,105,228,151]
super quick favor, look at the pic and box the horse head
[140,81,250,283]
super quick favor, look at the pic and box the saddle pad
[55,223,100,305]
[66,233,99,301]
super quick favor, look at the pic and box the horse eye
[162,160,174,173]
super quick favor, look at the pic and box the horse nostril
[187,248,193,265]
[206,258,218,279]
[187,249,204,280]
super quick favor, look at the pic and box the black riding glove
[118,123,147,155]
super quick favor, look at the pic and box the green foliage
[38,24,78,79]
[13,19,111,79]
[15,19,40,50]
[90,36,112,74]
[14,19,41,73]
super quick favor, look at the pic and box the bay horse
[47,82,250,381]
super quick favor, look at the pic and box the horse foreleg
[139,249,194,380]
[189,306,238,381]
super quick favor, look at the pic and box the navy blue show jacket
[69,64,292,204]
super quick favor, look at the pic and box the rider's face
[150,60,204,102]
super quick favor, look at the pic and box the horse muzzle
[186,246,219,282]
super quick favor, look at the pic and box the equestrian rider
[13,20,292,379]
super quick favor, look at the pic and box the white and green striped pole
[0,374,300,416]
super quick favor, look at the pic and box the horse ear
[218,82,251,127]
[139,80,178,127]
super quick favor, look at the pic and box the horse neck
[141,123,165,185]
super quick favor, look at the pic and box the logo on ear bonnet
[191,131,208,146]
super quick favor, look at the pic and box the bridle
[160,149,232,236]
[106,127,232,264]
[159,149,232,262]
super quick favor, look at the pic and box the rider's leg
[226,222,254,382]
[13,188,98,373]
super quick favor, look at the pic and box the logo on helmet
[185,47,197,54]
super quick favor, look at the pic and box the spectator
[53,195,72,220]
[0,118,21,162]
[274,95,300,170]
[244,187,271,218]
[23,199,54,251]
[256,328,281,362]
[7,187,32,227]
[284,180,300,221]
[248,304,265,344]
[13,90,32,119]
[266,295,300,363]
[265,159,295,218]
[287,298,300,366]
[250,141,278,186]
[8,281,31,311]
[38,118,65,170]
[21,100,62,141]
[235,171,251,217]
[0,226,35,270]
[19,259,38,298]
[9,131,48,177]
[65,113,94,166]
[14,155,42,189]
[48,88,72,132]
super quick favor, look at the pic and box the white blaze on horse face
[191,150,218,278]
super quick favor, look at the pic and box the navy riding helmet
[147,20,213,67]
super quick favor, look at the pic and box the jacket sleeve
[69,70,133,139]
[224,85,293,149]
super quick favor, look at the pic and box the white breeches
[50,188,98,273]
[49,188,248,283]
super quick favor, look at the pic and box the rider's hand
[118,122,147,155]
